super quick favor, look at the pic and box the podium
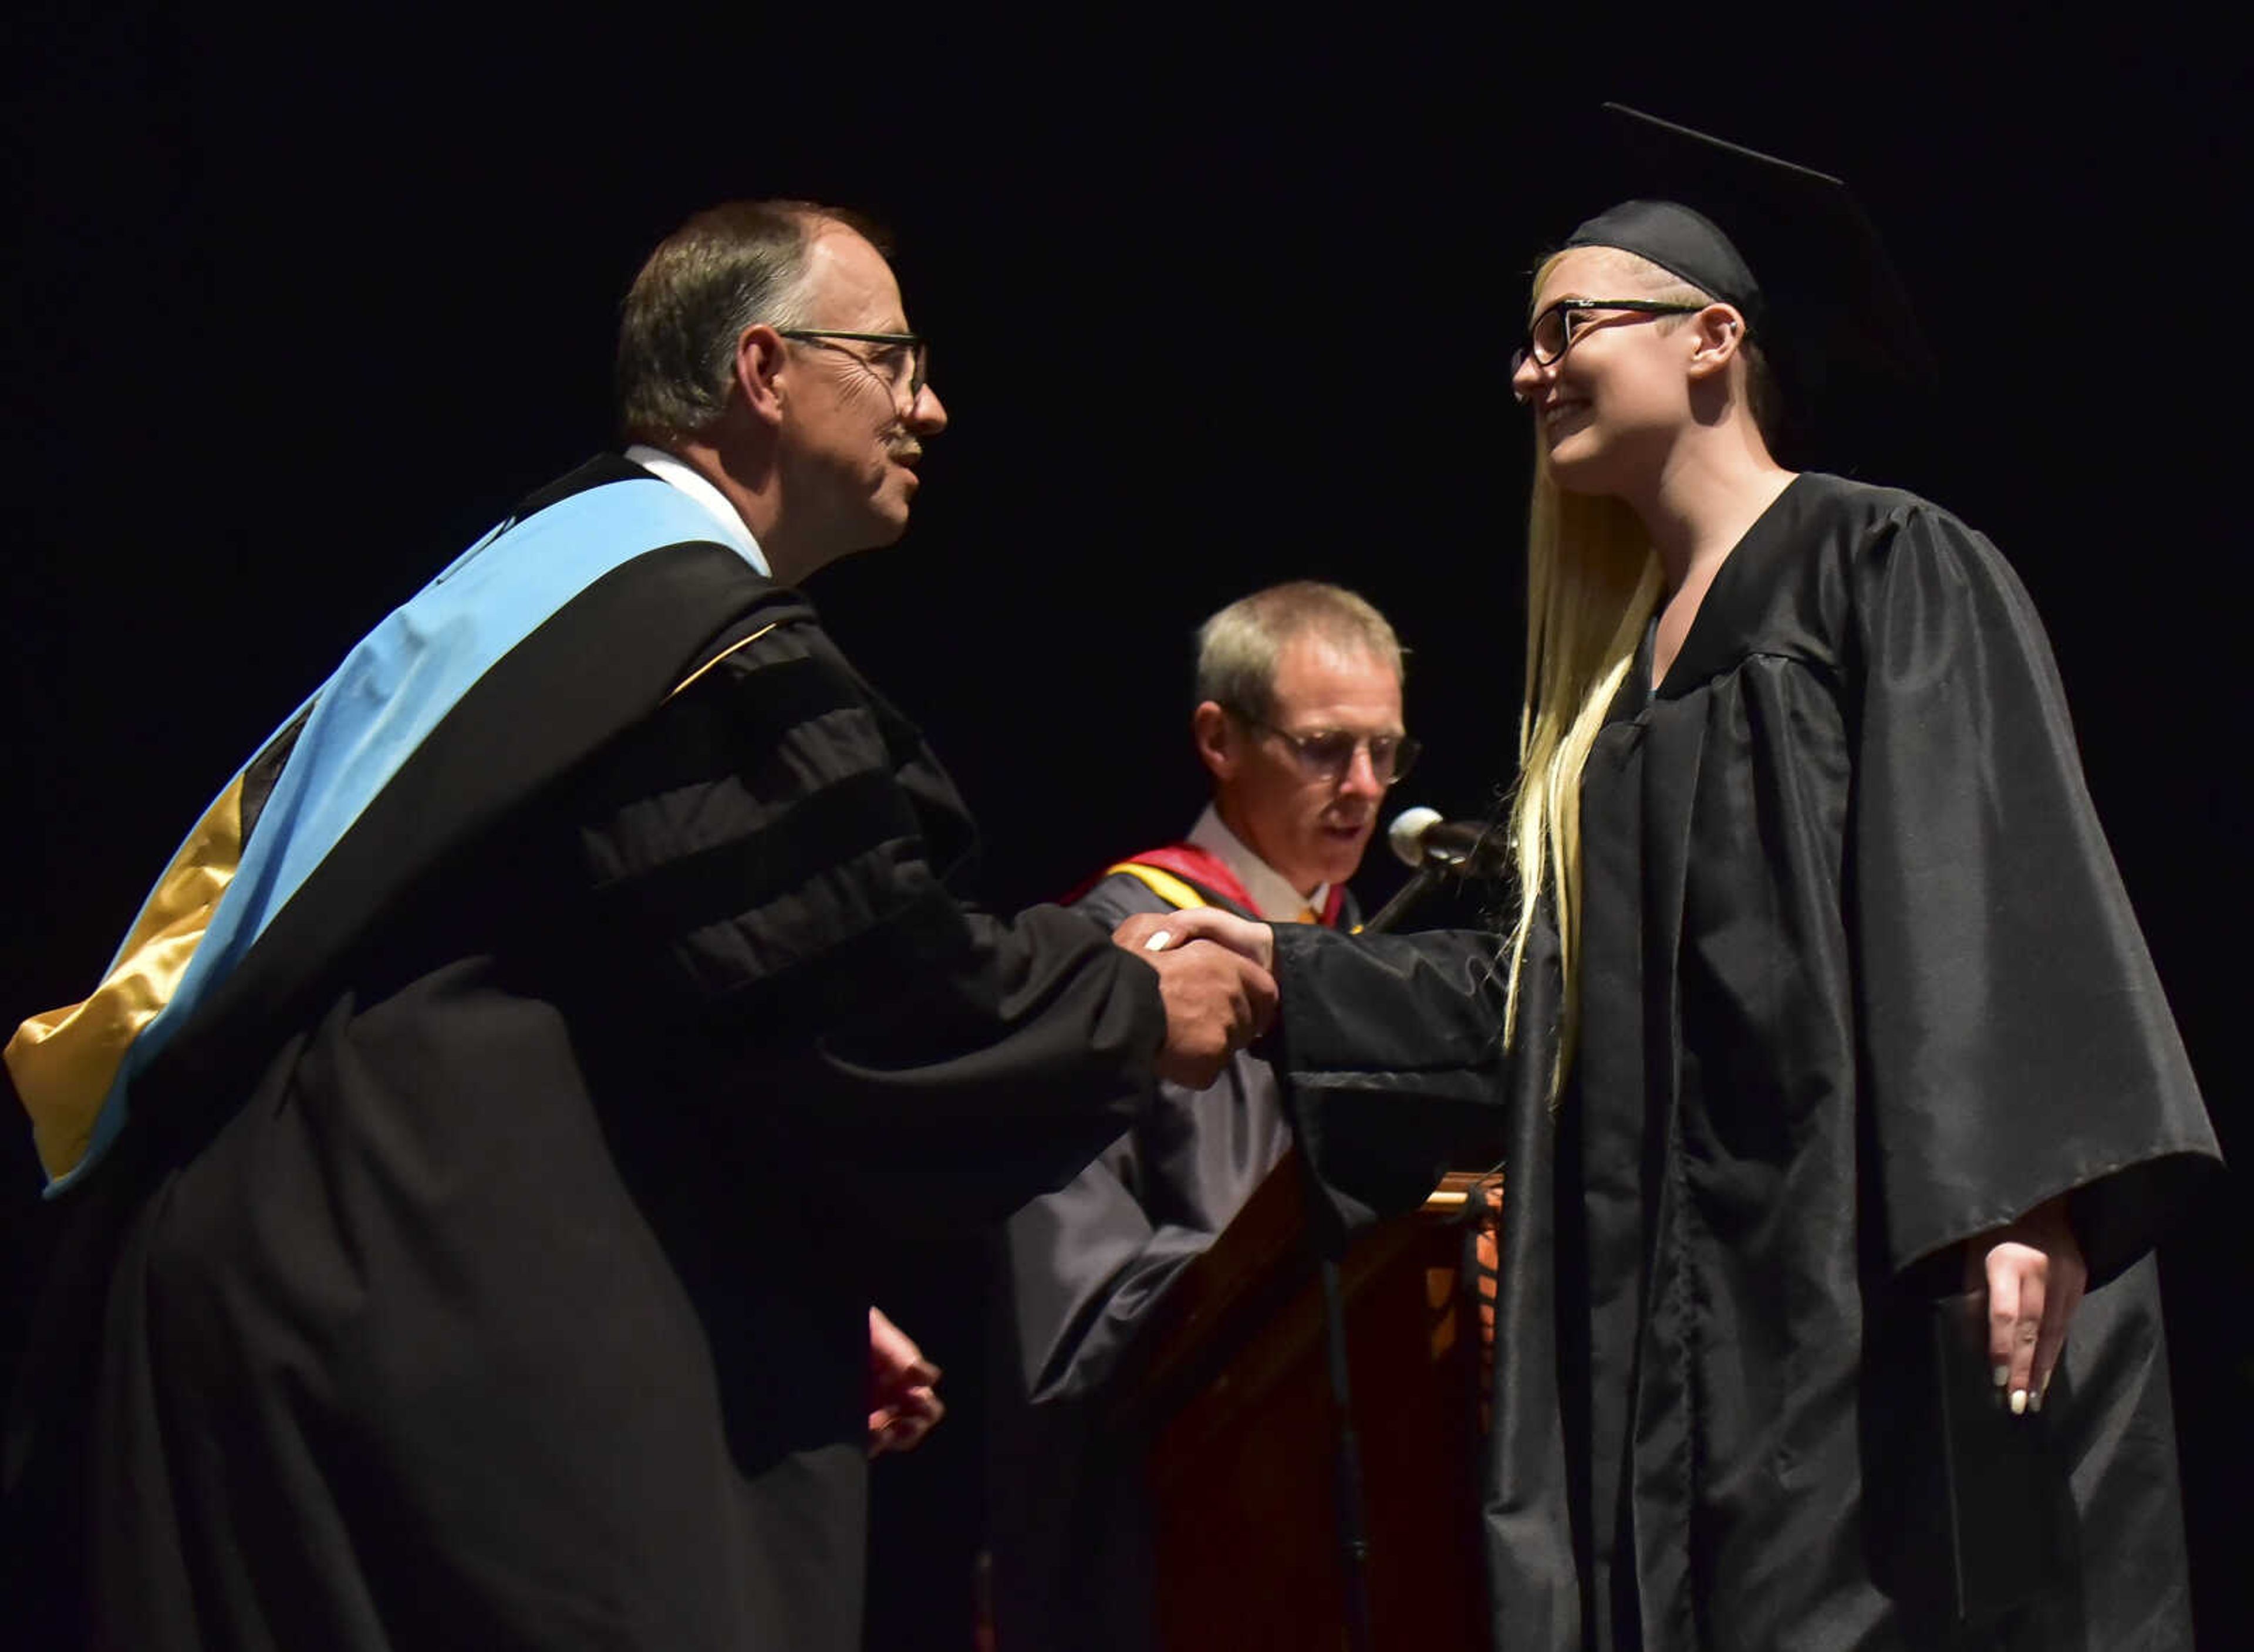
[1106,1154,1498,1650]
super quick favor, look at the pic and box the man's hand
[1112,906,1276,974]
[868,1307,944,1458]
[1113,911,1277,1088]
[1966,1193,2087,1415]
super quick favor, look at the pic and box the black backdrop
[5,11,2245,1646]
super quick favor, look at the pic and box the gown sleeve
[1267,923,1519,1227]
[560,607,1162,1219]
[1003,1133,1215,1401]
[1003,874,1292,1402]
[1848,505,2220,1284]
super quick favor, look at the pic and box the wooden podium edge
[1108,1154,1496,1438]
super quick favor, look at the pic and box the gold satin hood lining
[5,773,247,1181]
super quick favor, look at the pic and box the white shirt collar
[624,443,770,575]
[1188,803,1330,923]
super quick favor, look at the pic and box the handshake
[1112,908,1278,1089]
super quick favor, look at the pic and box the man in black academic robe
[2,202,1273,1651]
[991,581,1409,1651]
[1210,478,2220,1649]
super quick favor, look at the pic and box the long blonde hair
[1500,248,1703,1090]
[1501,459,1661,1090]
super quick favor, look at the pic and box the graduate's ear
[1192,701,1239,782]
[1684,303,1749,384]
[733,325,789,427]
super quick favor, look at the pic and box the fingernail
[1144,930,1172,952]
[2028,1389,2043,1414]
[1993,1364,2010,1389]
[2010,1389,2028,1415]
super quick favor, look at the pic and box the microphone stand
[1361,863,1441,934]
[1367,813,1508,935]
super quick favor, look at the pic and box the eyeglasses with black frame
[1230,709,1421,788]
[776,329,931,400]
[1509,298,1707,381]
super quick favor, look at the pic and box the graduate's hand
[1966,1194,2086,1416]
[1116,914,1277,1088]
[1112,907,1276,974]
[867,1307,944,1458]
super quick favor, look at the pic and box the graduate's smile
[1541,396,1591,431]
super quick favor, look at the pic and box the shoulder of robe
[1806,474,1995,573]
[1789,474,2026,647]
[659,581,873,707]
[1068,870,1176,930]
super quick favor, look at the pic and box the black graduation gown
[1270,473,2220,1650]
[5,458,1165,1651]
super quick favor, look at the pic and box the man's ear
[733,325,788,426]
[1192,701,1237,782]
[1683,302,1747,384]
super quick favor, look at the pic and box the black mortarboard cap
[1560,104,1939,450]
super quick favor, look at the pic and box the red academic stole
[1094,842,1349,928]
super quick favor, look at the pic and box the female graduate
[1129,109,2220,1650]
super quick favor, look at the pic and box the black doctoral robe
[1269,473,2219,1650]
[4,457,1165,1651]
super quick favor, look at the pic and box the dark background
[4,10,2243,1646]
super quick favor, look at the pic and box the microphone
[1386,806,1511,879]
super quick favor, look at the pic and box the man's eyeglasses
[777,329,931,400]
[1509,298,1706,380]
[1231,710,1421,787]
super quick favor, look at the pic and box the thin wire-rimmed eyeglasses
[1508,298,1706,380]
[777,329,930,400]
[1231,710,1421,788]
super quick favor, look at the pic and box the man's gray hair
[615,200,891,445]
[1194,581,1404,721]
